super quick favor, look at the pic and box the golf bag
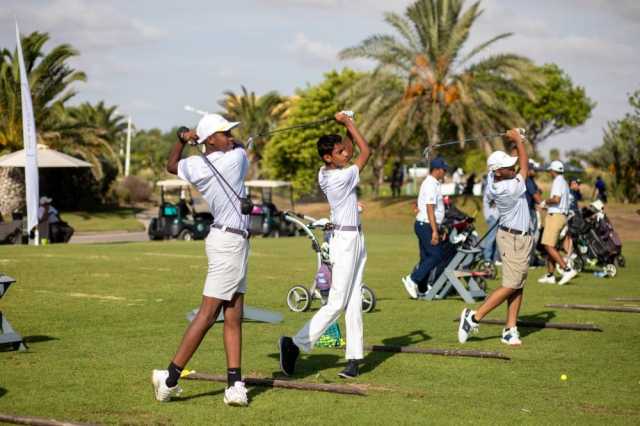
[569,203,623,271]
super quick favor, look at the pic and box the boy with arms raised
[279,111,370,378]
[151,114,251,406]
[458,129,533,346]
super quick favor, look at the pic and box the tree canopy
[500,63,594,148]
[262,69,361,196]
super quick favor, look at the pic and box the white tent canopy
[0,144,92,168]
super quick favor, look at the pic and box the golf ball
[560,374,568,381]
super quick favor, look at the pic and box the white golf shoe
[224,381,249,407]
[501,327,522,346]
[458,308,479,343]
[402,275,418,299]
[538,274,556,284]
[151,369,182,402]
[558,268,578,285]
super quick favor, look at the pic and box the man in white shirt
[538,161,577,286]
[279,111,370,379]
[151,114,250,407]
[401,157,448,299]
[458,129,533,346]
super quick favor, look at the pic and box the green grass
[0,224,639,424]
[63,208,145,233]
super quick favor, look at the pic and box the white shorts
[203,227,249,301]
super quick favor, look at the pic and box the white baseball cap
[196,114,240,144]
[548,160,564,173]
[39,196,52,205]
[487,151,518,172]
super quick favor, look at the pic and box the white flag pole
[16,21,40,246]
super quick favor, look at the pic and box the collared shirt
[416,175,445,224]
[319,164,360,227]
[178,147,249,230]
[486,172,531,232]
[548,175,570,214]
[525,177,540,211]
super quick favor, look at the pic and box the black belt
[212,224,250,239]
[499,225,530,236]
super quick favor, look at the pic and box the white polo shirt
[548,175,570,214]
[416,175,445,224]
[319,164,360,227]
[178,147,249,230]
[486,172,531,232]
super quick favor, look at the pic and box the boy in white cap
[279,111,370,379]
[151,114,251,406]
[458,129,532,346]
[538,160,577,285]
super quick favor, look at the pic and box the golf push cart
[148,179,213,241]
[283,211,376,313]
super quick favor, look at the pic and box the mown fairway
[0,218,639,424]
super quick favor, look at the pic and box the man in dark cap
[402,157,449,299]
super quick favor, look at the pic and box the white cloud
[1,0,166,50]
[286,32,339,66]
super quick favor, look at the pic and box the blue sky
[2,0,639,157]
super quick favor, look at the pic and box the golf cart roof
[156,179,191,189]
[245,180,292,188]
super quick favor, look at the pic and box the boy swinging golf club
[458,129,533,346]
[151,113,251,406]
[279,111,370,379]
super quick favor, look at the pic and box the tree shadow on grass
[0,387,7,399]
[360,330,431,374]
[517,310,558,338]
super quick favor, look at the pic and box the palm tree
[0,31,86,151]
[55,101,127,177]
[340,0,542,155]
[0,31,86,217]
[218,86,288,178]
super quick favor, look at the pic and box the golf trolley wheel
[361,285,376,313]
[615,255,626,268]
[572,256,584,273]
[475,277,487,292]
[483,262,497,280]
[287,285,311,312]
[603,264,617,278]
[178,229,194,241]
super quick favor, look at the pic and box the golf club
[423,128,527,162]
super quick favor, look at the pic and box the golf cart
[246,180,299,238]
[147,179,213,241]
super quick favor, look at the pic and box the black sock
[564,266,571,272]
[471,314,479,323]
[227,368,241,387]
[546,272,554,277]
[166,362,183,388]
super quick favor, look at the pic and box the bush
[111,176,152,205]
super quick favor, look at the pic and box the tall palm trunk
[428,103,442,147]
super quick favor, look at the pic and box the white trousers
[293,230,367,360]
